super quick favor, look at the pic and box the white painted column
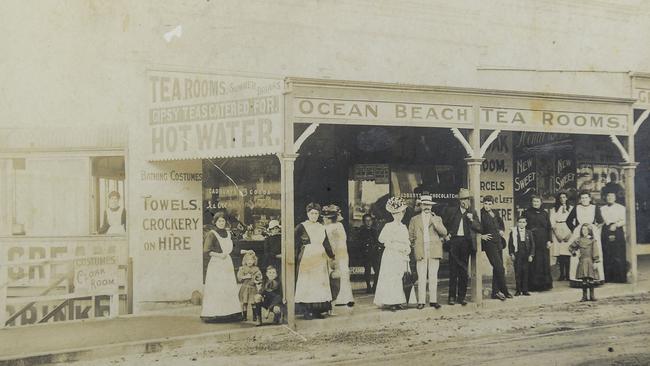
[622,162,638,285]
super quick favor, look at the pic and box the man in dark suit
[442,188,481,306]
[508,216,536,296]
[480,195,511,301]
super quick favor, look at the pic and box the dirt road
[56,293,650,366]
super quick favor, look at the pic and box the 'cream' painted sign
[294,98,473,127]
[479,107,628,135]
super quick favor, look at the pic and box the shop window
[347,164,390,226]
[0,155,126,237]
[92,156,127,235]
[202,156,281,241]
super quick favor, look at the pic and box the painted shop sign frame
[290,79,633,136]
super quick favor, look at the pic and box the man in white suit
[408,194,448,309]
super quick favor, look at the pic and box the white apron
[201,231,242,318]
[295,222,332,304]
[551,205,572,257]
[106,208,126,234]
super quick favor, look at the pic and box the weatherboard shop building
[132,70,641,328]
[1,70,645,329]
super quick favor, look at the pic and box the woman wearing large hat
[323,204,355,307]
[373,197,412,311]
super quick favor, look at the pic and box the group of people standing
[199,186,629,323]
[200,212,285,325]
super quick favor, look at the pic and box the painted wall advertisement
[3,240,126,326]
[513,132,576,215]
[147,70,284,160]
[480,133,515,230]
[130,160,204,305]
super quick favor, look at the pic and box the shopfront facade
[0,73,643,329]
[282,77,637,327]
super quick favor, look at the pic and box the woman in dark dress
[524,195,554,291]
[200,212,243,323]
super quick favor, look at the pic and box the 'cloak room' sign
[147,70,284,160]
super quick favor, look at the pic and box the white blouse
[601,203,626,227]
[378,221,411,260]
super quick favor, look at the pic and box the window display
[202,156,281,241]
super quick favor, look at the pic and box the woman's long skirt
[374,249,408,307]
[295,244,332,314]
[201,256,243,323]
[334,256,355,305]
[601,226,628,283]
[528,230,554,291]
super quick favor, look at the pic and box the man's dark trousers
[448,236,472,301]
[484,242,508,296]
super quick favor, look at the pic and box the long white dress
[374,220,411,307]
[568,206,605,284]
[325,222,355,305]
[551,205,573,257]
[295,221,333,308]
[201,230,242,322]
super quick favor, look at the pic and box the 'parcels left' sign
[147,70,284,160]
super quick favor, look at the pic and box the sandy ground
[55,292,650,366]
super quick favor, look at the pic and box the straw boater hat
[419,194,436,206]
[385,197,407,214]
[458,188,471,200]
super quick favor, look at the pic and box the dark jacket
[442,205,481,251]
[480,208,505,250]
[508,228,536,257]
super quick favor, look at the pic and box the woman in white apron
[566,191,605,287]
[323,204,355,307]
[98,191,126,235]
[294,203,336,320]
[550,192,573,281]
[201,212,243,323]
[374,197,411,311]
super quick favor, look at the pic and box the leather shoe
[448,298,456,305]
[523,292,531,296]
[417,304,425,310]
[496,292,506,301]
[514,291,522,296]
[430,303,441,309]
[505,293,513,299]
[459,300,468,306]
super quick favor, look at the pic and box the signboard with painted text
[479,107,628,135]
[147,70,284,160]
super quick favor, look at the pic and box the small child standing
[237,251,263,321]
[569,224,601,302]
[508,217,536,296]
